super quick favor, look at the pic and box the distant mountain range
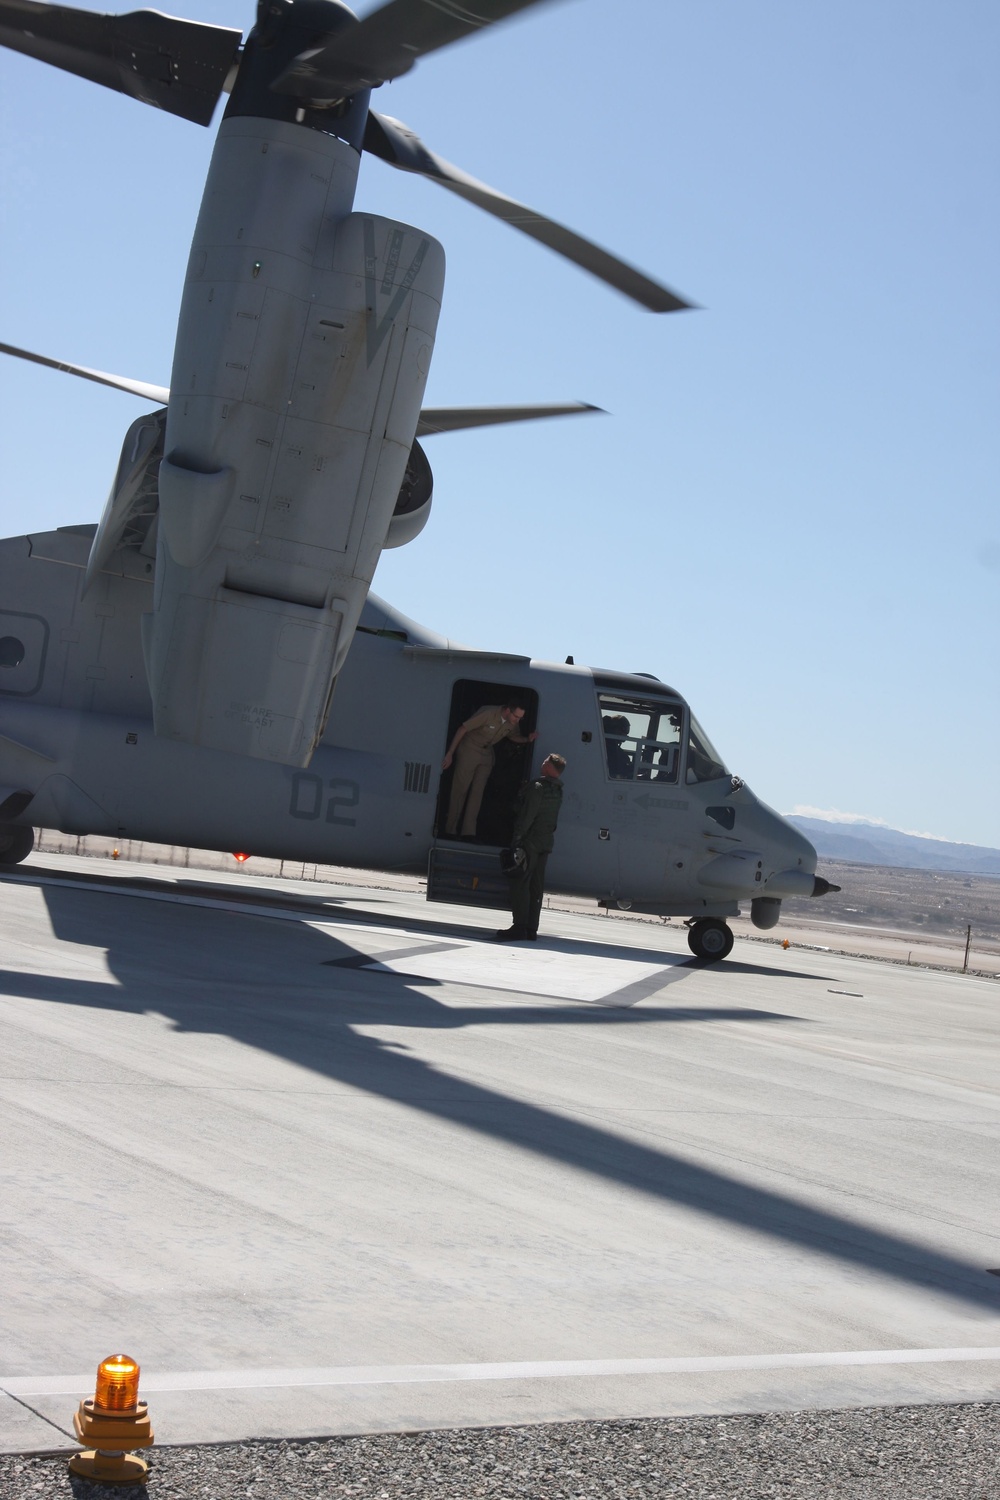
[787,817,1000,876]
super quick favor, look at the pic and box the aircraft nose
[779,819,818,871]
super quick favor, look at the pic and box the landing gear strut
[686,917,734,962]
[0,826,34,865]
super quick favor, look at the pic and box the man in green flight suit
[496,753,566,943]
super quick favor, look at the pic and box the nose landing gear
[686,917,734,962]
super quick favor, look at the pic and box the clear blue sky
[1,0,997,844]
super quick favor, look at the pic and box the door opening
[434,678,539,847]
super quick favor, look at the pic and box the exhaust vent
[404,761,431,794]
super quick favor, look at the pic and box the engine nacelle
[384,440,432,549]
[146,116,445,768]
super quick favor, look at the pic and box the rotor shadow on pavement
[3,876,998,1317]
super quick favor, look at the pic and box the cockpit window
[598,693,683,783]
[686,714,728,784]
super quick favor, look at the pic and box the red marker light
[233,852,250,863]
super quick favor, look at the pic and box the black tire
[687,917,735,962]
[0,825,35,865]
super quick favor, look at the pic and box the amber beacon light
[68,1353,154,1484]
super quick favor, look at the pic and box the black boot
[495,925,529,941]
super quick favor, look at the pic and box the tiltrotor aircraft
[0,0,837,960]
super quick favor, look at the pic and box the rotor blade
[0,1,242,126]
[273,0,563,97]
[416,401,602,438]
[1,340,601,433]
[364,113,693,314]
[0,340,169,403]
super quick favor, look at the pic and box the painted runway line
[6,1346,1000,1397]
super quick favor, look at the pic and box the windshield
[686,714,728,783]
[598,693,684,783]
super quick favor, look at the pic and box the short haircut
[546,753,567,773]
[503,699,527,713]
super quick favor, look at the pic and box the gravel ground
[3,1404,999,1499]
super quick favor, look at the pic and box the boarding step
[427,843,509,910]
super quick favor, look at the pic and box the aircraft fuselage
[0,525,821,930]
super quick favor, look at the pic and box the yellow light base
[68,1449,149,1484]
[73,1398,153,1447]
[70,1398,153,1484]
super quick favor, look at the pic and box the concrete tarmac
[1,853,999,1454]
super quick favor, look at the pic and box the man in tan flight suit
[442,702,538,838]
